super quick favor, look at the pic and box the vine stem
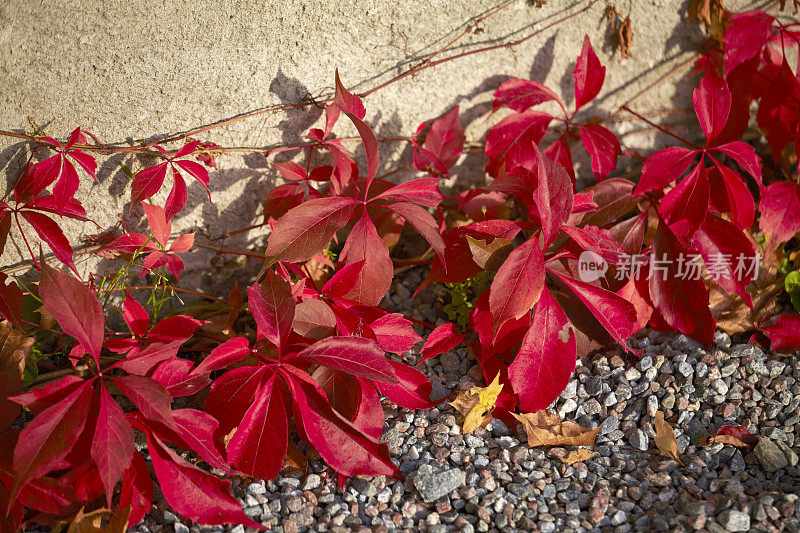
[0,0,598,152]
[620,105,703,150]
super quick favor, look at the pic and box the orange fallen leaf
[513,410,601,447]
[654,411,683,464]
[559,448,599,465]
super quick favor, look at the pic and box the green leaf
[786,271,800,312]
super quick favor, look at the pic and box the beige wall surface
[0,0,766,284]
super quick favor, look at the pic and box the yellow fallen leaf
[654,411,683,464]
[513,410,601,447]
[449,373,503,433]
[559,448,598,465]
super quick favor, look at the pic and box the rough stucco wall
[0,0,764,285]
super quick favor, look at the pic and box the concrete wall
[0,0,765,285]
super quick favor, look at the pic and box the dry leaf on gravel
[699,425,759,448]
[450,373,504,433]
[513,410,601,447]
[710,238,782,334]
[559,448,599,465]
[654,411,683,464]
[62,505,131,533]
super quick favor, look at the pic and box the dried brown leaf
[513,410,601,447]
[654,411,683,464]
[699,434,750,447]
[223,282,243,335]
[711,238,782,334]
[66,506,130,533]
[687,0,729,41]
[0,321,34,429]
[617,17,633,59]
[466,236,513,271]
[559,448,599,465]
[284,439,309,474]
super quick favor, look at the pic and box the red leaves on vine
[130,141,211,220]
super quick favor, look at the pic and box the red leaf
[10,375,85,414]
[561,225,625,266]
[493,79,561,112]
[273,161,307,181]
[334,70,366,119]
[550,271,639,348]
[573,35,605,111]
[371,177,443,208]
[370,313,422,354]
[293,299,336,339]
[384,202,445,260]
[691,213,756,306]
[713,141,763,187]
[119,453,153,525]
[337,210,393,306]
[421,106,465,170]
[102,233,158,255]
[579,124,620,181]
[419,323,463,363]
[321,261,365,299]
[206,366,269,437]
[122,292,150,339]
[141,203,171,247]
[693,70,731,144]
[508,288,576,412]
[714,161,755,230]
[131,162,168,207]
[649,221,715,345]
[20,211,76,270]
[633,147,697,195]
[265,196,358,263]
[39,263,104,363]
[292,336,398,383]
[192,337,252,376]
[164,169,188,224]
[760,181,800,244]
[113,375,176,430]
[111,340,183,375]
[146,431,260,527]
[485,110,553,177]
[23,195,87,220]
[170,409,232,473]
[151,358,211,397]
[717,424,760,445]
[227,372,288,479]
[530,145,573,246]
[146,315,205,345]
[490,237,545,330]
[375,359,440,410]
[282,366,400,478]
[724,11,774,75]
[0,274,24,330]
[91,384,135,506]
[248,272,295,347]
[759,313,800,352]
[11,380,93,500]
[659,163,709,239]
[544,134,576,184]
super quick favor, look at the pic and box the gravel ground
[128,268,800,533]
